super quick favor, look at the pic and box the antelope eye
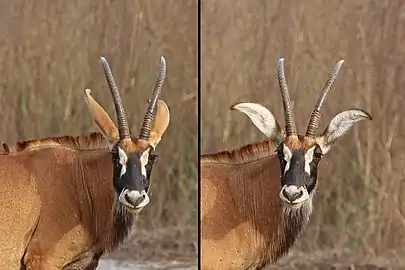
[314,151,323,159]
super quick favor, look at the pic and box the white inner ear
[118,147,128,177]
[232,102,281,138]
[321,109,371,148]
[304,146,316,175]
[140,148,150,177]
[283,144,292,173]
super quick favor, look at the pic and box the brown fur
[201,138,316,270]
[201,140,275,165]
[0,132,144,269]
[8,132,107,153]
[0,61,171,268]
[0,76,170,268]
[283,135,316,151]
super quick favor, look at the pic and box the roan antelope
[200,58,372,269]
[0,56,169,269]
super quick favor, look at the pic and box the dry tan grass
[202,0,405,260]
[0,0,197,233]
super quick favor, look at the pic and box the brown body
[0,56,170,269]
[200,58,372,269]
[201,141,314,269]
[0,133,120,269]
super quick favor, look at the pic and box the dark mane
[201,139,277,165]
[3,132,108,153]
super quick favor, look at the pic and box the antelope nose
[282,186,303,202]
[125,190,149,208]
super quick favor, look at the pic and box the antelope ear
[84,89,119,150]
[317,109,372,154]
[149,100,170,148]
[231,102,284,145]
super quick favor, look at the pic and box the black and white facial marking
[276,142,323,208]
[112,146,152,211]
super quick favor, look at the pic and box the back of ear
[149,100,170,148]
[231,102,284,145]
[84,89,119,149]
[318,108,372,153]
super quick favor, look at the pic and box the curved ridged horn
[277,58,297,136]
[100,56,130,140]
[305,60,344,138]
[139,56,166,141]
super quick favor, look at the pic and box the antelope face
[113,140,153,212]
[84,56,169,213]
[276,137,323,207]
[232,58,372,210]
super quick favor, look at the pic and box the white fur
[232,102,280,138]
[118,147,128,177]
[283,144,292,173]
[118,189,150,209]
[140,149,150,177]
[319,109,371,154]
[282,192,314,223]
[279,185,310,204]
[304,146,316,174]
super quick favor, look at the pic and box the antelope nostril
[125,193,144,207]
[282,187,303,202]
[291,191,302,201]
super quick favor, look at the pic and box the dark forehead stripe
[128,154,142,165]
[290,150,305,164]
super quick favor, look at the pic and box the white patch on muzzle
[119,189,150,210]
[279,185,310,205]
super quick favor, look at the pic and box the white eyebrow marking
[140,149,150,177]
[283,144,292,173]
[304,146,316,174]
[118,147,128,177]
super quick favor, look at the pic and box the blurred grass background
[202,0,405,264]
[0,0,197,252]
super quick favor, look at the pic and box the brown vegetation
[0,0,197,263]
[202,0,405,266]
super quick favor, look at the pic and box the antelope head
[232,58,371,209]
[84,56,170,212]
